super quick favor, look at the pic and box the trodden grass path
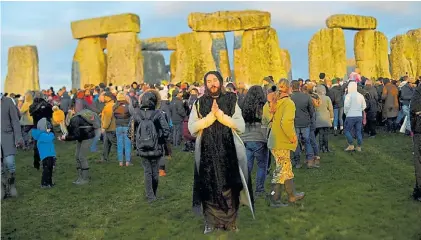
[1,132,421,240]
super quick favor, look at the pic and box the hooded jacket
[315,85,334,128]
[328,84,344,109]
[20,91,34,126]
[382,82,399,118]
[101,95,116,132]
[31,118,56,161]
[400,83,414,106]
[290,90,314,128]
[344,81,366,117]
[60,91,71,113]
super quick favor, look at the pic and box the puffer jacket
[327,85,344,109]
[64,114,96,141]
[129,89,170,157]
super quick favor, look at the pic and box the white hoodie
[344,82,366,117]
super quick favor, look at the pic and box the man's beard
[208,86,221,98]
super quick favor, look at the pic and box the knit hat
[116,92,126,101]
[37,118,53,132]
[332,78,338,84]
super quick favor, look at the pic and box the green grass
[2,132,421,240]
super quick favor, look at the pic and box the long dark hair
[241,85,266,124]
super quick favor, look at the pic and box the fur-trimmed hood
[139,89,161,110]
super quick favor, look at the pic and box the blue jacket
[31,129,56,161]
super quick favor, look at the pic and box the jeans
[309,129,319,156]
[1,155,16,174]
[172,123,182,146]
[245,141,269,193]
[396,105,411,131]
[116,127,131,162]
[333,108,344,129]
[344,117,363,146]
[90,128,101,152]
[142,157,160,201]
[294,127,314,164]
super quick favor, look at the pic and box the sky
[1,1,421,91]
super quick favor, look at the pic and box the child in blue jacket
[32,118,56,188]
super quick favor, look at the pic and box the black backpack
[135,110,160,157]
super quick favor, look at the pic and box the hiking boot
[345,145,355,151]
[355,146,362,152]
[8,173,17,198]
[307,159,316,169]
[314,156,321,168]
[284,179,305,203]
[266,184,288,208]
[73,169,82,184]
[119,162,124,167]
[159,170,166,177]
[203,224,214,234]
[74,169,90,185]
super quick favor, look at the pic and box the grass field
[1,132,421,240]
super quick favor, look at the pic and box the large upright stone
[174,32,215,84]
[280,49,292,80]
[347,58,356,77]
[170,51,177,82]
[354,30,390,78]
[141,37,176,51]
[188,11,270,32]
[211,33,231,81]
[390,28,421,79]
[234,28,287,86]
[107,32,143,86]
[308,28,346,81]
[326,14,377,30]
[142,51,168,84]
[4,45,39,94]
[72,37,107,89]
[71,13,140,39]
[233,30,244,83]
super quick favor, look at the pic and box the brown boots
[284,179,305,203]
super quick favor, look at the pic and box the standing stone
[142,51,168,84]
[170,51,177,82]
[107,32,143,86]
[391,28,421,79]
[72,37,107,89]
[174,32,215,84]
[280,48,292,80]
[347,58,356,77]
[234,28,287,86]
[354,30,390,79]
[308,28,346,81]
[211,33,231,81]
[4,45,39,94]
[233,30,244,83]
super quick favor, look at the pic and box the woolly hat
[37,118,53,132]
[267,85,277,94]
[332,78,338,84]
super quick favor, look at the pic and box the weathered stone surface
[107,32,143,86]
[308,28,346,81]
[188,11,270,32]
[354,30,390,78]
[4,45,39,94]
[174,32,215,84]
[326,14,377,30]
[390,28,421,79]
[234,28,287,86]
[141,37,176,51]
[347,58,356,77]
[233,30,244,83]
[280,48,292,80]
[72,37,107,89]
[211,33,231,81]
[142,51,168,84]
[170,51,177,82]
[71,13,140,39]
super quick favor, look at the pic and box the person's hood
[36,118,52,132]
[24,91,33,103]
[348,81,358,94]
[316,85,326,95]
[140,89,161,110]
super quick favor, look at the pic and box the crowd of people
[1,68,421,234]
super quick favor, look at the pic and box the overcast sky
[1,1,420,91]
